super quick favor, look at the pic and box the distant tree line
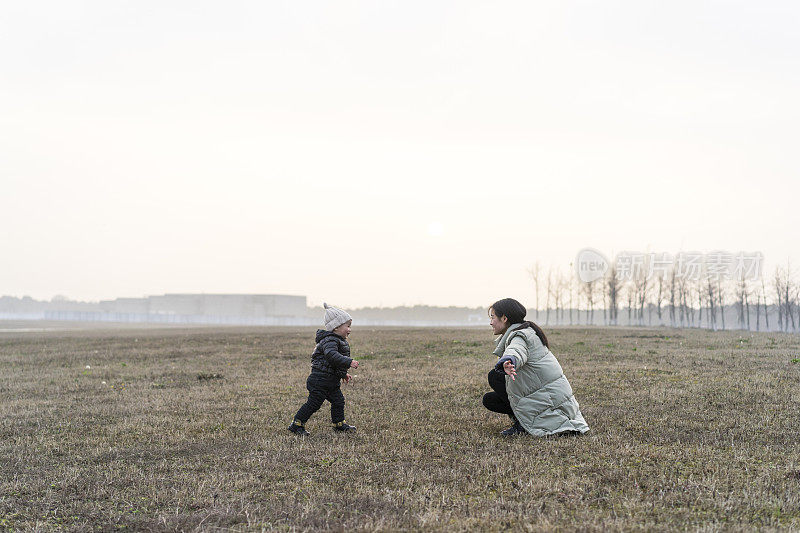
[527,258,799,333]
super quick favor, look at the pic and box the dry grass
[1,324,799,532]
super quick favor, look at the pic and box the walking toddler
[288,303,359,436]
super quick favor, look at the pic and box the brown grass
[1,324,799,531]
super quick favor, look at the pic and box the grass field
[1,323,799,531]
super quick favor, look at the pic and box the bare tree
[761,277,769,331]
[706,275,717,331]
[737,274,750,331]
[777,266,786,331]
[755,284,761,332]
[545,268,553,326]
[789,278,800,332]
[746,282,751,331]
[717,278,727,330]
[527,262,541,321]
[634,268,649,326]
[601,277,608,326]
[553,271,564,326]
[668,267,678,327]
[582,278,597,326]
[626,281,634,326]
[773,265,796,332]
[677,276,688,327]
[695,277,704,328]
[786,261,797,332]
[654,271,666,326]
[686,279,696,327]
[566,272,580,326]
[607,263,621,326]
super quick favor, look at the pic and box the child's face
[334,320,352,338]
[489,308,508,335]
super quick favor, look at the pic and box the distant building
[100,293,308,318]
[100,297,149,314]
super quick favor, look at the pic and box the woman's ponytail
[522,320,549,349]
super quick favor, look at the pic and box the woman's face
[489,308,508,335]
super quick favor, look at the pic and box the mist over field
[2,1,799,308]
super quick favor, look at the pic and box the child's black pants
[294,372,345,424]
[482,369,514,416]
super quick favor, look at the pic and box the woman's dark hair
[489,297,549,348]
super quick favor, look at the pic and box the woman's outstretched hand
[503,360,517,380]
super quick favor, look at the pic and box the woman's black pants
[294,372,345,424]
[482,369,514,416]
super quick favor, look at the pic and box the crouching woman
[482,298,590,437]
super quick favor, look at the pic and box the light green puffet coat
[493,323,590,437]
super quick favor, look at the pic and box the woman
[482,298,590,437]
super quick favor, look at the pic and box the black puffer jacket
[310,329,353,378]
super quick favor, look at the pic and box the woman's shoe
[500,420,527,437]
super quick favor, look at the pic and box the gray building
[100,297,149,314]
[142,293,307,317]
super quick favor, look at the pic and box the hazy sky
[2,1,798,308]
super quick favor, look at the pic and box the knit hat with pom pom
[323,303,352,331]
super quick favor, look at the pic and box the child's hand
[343,373,353,384]
[503,360,517,381]
[350,360,359,369]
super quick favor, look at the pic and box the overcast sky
[2,1,798,308]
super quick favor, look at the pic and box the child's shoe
[288,419,310,436]
[332,420,356,432]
